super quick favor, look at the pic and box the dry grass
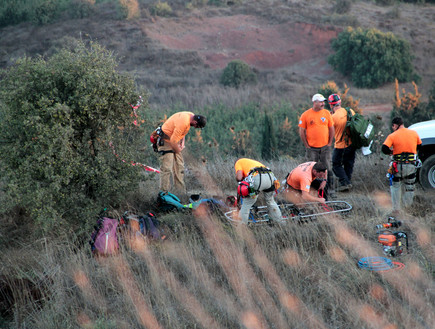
[0,1,434,327]
[1,158,434,329]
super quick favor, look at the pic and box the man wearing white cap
[298,93,335,197]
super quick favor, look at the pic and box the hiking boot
[337,184,352,192]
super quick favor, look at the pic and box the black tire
[419,154,435,189]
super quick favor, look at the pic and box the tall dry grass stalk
[1,158,434,328]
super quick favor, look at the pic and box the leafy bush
[32,0,61,25]
[328,27,419,88]
[0,40,145,231]
[0,0,30,27]
[150,1,173,16]
[219,60,257,88]
[66,0,96,19]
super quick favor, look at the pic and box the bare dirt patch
[144,14,338,74]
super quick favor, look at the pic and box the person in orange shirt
[382,117,422,214]
[285,161,327,204]
[329,94,356,192]
[299,93,335,196]
[234,158,283,224]
[158,111,207,193]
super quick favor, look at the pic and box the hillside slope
[0,1,434,110]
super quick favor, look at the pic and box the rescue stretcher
[223,201,353,224]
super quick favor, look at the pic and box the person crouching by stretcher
[284,161,328,204]
[235,158,284,225]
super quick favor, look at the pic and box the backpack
[141,212,165,240]
[342,108,375,149]
[89,217,119,256]
[120,211,166,243]
[194,198,230,216]
[157,191,186,212]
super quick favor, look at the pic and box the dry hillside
[0,0,434,112]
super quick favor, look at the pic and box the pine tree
[261,113,277,160]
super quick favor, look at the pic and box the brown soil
[145,15,338,73]
[0,1,434,111]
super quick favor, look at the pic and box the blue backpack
[157,191,186,212]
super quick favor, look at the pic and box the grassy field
[1,1,434,328]
[1,156,434,328]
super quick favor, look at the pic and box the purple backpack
[90,217,119,255]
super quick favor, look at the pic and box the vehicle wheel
[419,154,435,189]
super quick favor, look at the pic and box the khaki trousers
[158,141,185,193]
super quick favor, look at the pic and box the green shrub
[219,60,257,88]
[328,27,419,88]
[66,0,96,19]
[32,0,60,25]
[0,0,30,27]
[0,40,145,231]
[150,1,173,16]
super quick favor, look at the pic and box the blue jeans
[332,146,356,186]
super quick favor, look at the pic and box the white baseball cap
[312,93,326,102]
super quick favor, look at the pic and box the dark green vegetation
[0,40,144,231]
[328,27,419,88]
[219,60,258,88]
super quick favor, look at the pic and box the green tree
[261,113,277,160]
[0,40,145,231]
[328,27,419,88]
[219,60,257,88]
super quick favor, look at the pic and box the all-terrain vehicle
[409,120,435,189]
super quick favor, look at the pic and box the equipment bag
[150,126,164,152]
[342,108,375,149]
[141,212,164,240]
[90,217,119,256]
[157,191,186,212]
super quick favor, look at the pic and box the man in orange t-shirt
[382,117,422,214]
[157,112,207,193]
[285,161,327,204]
[299,93,335,194]
[234,158,283,224]
[329,94,356,192]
